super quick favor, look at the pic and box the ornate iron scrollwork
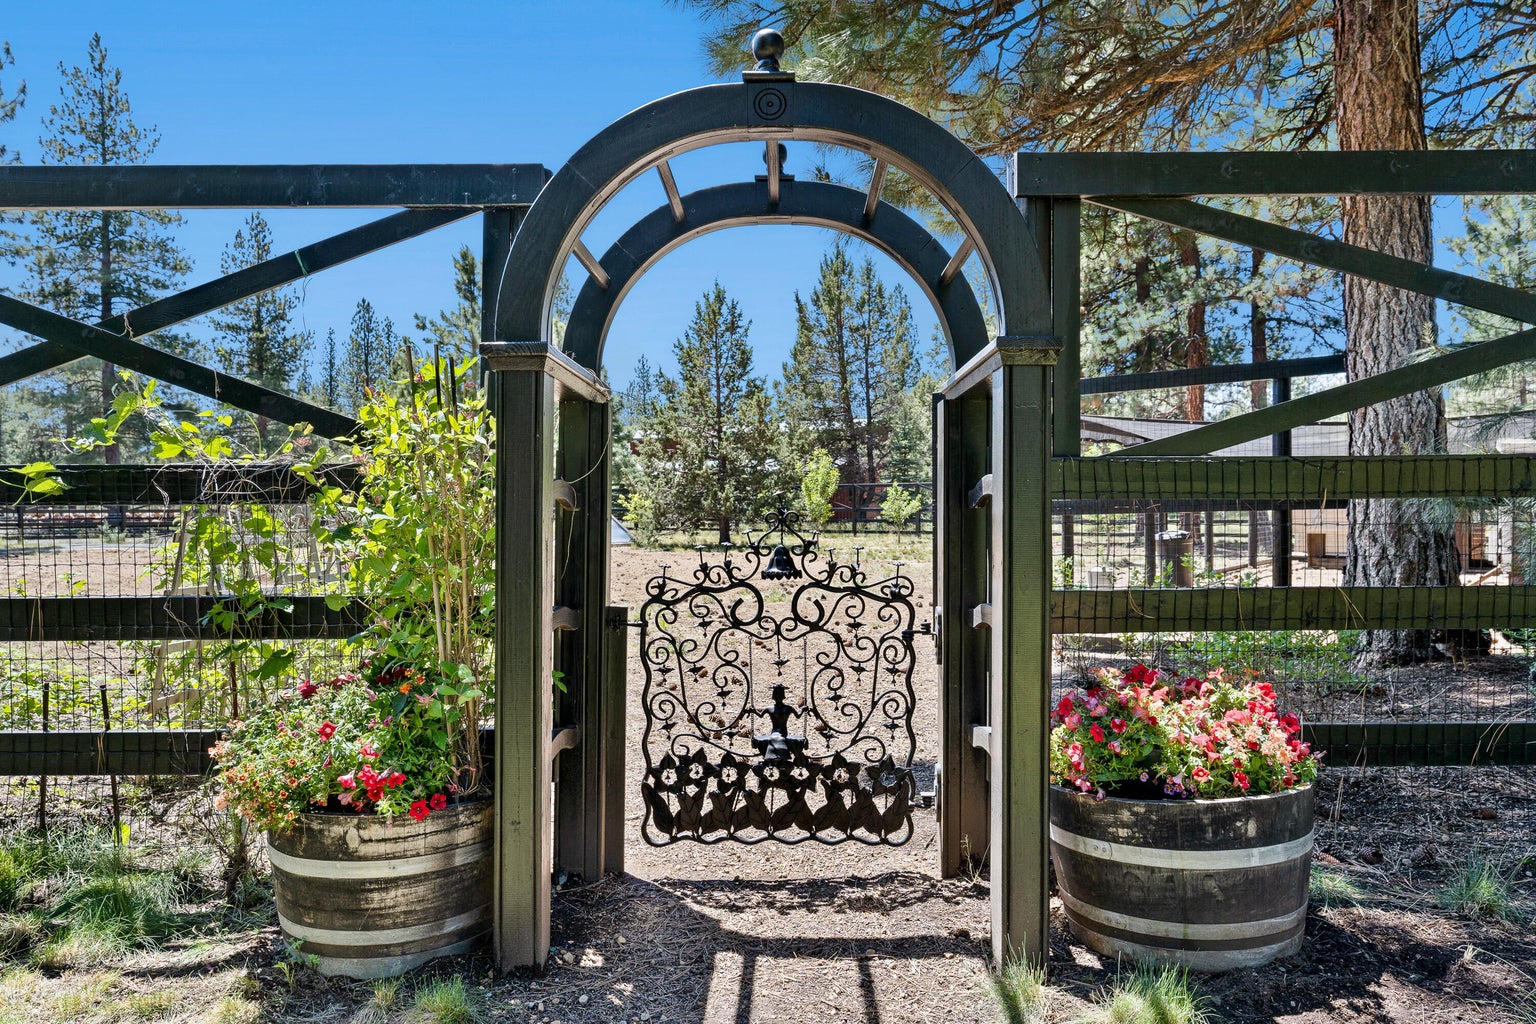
[638,508,921,845]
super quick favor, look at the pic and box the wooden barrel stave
[269,800,493,978]
[1049,785,1314,972]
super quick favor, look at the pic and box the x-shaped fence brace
[0,163,550,438]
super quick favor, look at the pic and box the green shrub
[1440,860,1519,922]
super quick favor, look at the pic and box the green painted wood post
[991,338,1059,966]
[491,365,556,973]
[935,389,993,876]
[554,397,617,883]
[481,206,557,973]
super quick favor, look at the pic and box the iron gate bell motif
[638,508,923,845]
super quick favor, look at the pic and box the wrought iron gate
[638,509,924,845]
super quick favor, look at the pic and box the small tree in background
[26,33,191,461]
[649,281,777,544]
[880,482,922,535]
[413,246,480,365]
[799,448,838,528]
[210,212,310,441]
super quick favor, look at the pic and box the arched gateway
[482,34,1061,971]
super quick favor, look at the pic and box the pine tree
[648,282,778,543]
[25,34,190,462]
[783,243,917,484]
[209,212,310,440]
[0,42,26,254]
[341,299,394,413]
[413,246,480,365]
[688,0,1502,663]
[319,328,341,410]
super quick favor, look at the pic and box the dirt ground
[3,541,1535,1023]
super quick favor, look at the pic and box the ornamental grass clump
[1050,663,1319,800]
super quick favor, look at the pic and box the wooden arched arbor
[481,62,1062,971]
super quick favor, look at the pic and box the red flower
[1054,696,1074,721]
[297,681,318,699]
[1192,766,1210,781]
[1089,723,1106,744]
[338,773,355,789]
[1233,770,1250,790]
[1280,713,1301,735]
[429,793,447,811]
[409,800,430,822]
[385,770,406,788]
[366,787,384,802]
[1110,718,1127,734]
[317,721,337,741]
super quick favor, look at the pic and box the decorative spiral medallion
[752,87,787,121]
[638,509,921,845]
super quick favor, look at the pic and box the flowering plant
[1049,664,1319,800]
[210,659,485,832]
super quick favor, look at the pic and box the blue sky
[0,1,947,392]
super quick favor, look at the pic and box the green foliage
[799,448,838,528]
[412,246,481,366]
[617,490,662,548]
[1094,964,1209,1024]
[340,298,404,415]
[210,212,310,439]
[644,281,781,543]
[331,356,496,694]
[0,828,199,967]
[1169,629,1365,696]
[879,482,922,533]
[782,242,917,484]
[1440,860,1520,923]
[410,976,479,1024]
[24,34,191,457]
[1309,866,1368,910]
[990,953,1047,1024]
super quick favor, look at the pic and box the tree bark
[1250,249,1269,411]
[1178,231,1207,422]
[1336,0,1454,666]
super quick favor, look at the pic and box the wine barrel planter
[1050,783,1314,972]
[267,799,493,978]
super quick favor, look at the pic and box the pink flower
[337,773,355,789]
[1064,713,1082,730]
[1233,770,1250,790]
[1192,766,1210,781]
[1110,718,1127,734]
[317,721,337,741]
[1089,723,1106,744]
[298,681,318,699]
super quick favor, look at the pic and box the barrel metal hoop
[1049,823,1313,870]
[267,839,491,880]
[1057,888,1307,941]
[277,905,488,947]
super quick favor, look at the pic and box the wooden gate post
[935,389,993,876]
[554,393,624,884]
[992,337,1059,965]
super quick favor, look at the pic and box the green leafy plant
[211,660,485,832]
[1050,664,1319,799]
[879,482,922,533]
[799,448,839,528]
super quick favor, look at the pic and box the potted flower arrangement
[209,358,497,978]
[1048,664,1320,972]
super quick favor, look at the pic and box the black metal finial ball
[752,28,785,71]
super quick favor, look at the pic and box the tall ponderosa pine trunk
[1337,0,1455,665]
